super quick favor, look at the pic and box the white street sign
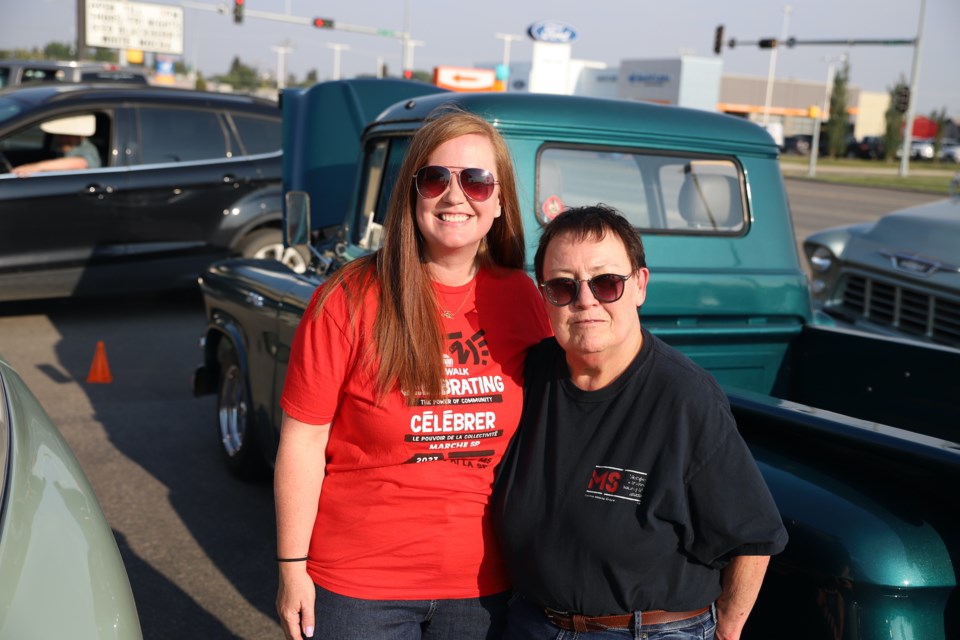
[85,0,184,55]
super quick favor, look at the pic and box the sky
[2,0,957,118]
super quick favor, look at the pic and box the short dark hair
[534,204,647,283]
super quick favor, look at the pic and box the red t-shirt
[281,266,551,599]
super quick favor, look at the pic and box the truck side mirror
[285,190,311,251]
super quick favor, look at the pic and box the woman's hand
[277,564,316,639]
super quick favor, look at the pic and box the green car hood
[0,358,142,639]
[847,199,960,264]
[841,198,960,287]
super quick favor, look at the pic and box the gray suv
[0,83,294,302]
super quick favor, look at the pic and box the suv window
[21,67,64,83]
[231,114,280,155]
[537,146,745,234]
[0,111,111,169]
[137,107,229,164]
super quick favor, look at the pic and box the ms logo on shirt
[589,468,621,492]
[585,464,647,504]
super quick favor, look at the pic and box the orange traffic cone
[86,340,113,384]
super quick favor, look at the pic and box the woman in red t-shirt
[274,108,550,640]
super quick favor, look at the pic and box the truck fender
[192,312,252,399]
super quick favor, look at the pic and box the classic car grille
[840,275,960,347]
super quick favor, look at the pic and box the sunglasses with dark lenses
[413,165,499,202]
[540,273,631,307]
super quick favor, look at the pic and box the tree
[215,56,261,91]
[410,70,431,84]
[90,47,118,63]
[43,42,74,60]
[825,60,850,159]
[0,47,44,60]
[883,78,908,162]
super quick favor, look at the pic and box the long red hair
[314,106,525,400]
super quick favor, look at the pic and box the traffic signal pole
[717,7,926,177]
[899,0,926,177]
[178,2,410,40]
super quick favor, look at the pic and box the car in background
[804,181,960,349]
[938,139,959,163]
[0,83,295,302]
[845,135,885,160]
[0,354,143,638]
[782,134,812,155]
[910,137,936,160]
[782,133,836,157]
[0,59,149,88]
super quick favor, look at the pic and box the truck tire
[237,228,309,274]
[217,346,269,480]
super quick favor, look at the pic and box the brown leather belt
[543,606,710,632]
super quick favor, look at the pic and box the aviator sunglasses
[540,273,632,307]
[413,165,499,202]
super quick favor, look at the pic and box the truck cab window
[354,137,409,250]
[538,146,745,234]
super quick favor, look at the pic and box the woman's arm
[715,554,770,640]
[274,413,331,640]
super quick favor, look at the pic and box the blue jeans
[311,583,510,640]
[502,596,716,640]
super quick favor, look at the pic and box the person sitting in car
[11,115,101,176]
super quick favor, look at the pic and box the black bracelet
[276,556,309,563]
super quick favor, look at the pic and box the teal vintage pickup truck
[192,79,960,639]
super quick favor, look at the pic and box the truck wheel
[238,228,309,274]
[217,347,268,480]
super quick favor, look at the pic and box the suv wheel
[217,346,269,480]
[238,229,309,273]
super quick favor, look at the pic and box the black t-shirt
[493,328,788,616]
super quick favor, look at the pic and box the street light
[327,43,350,80]
[495,33,523,68]
[762,4,792,126]
[808,54,846,177]
[271,41,293,90]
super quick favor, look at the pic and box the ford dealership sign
[527,20,578,44]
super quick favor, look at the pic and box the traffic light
[893,86,910,113]
[713,25,724,55]
[233,0,243,24]
[758,38,778,49]
[313,17,335,29]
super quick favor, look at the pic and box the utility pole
[404,40,424,77]
[401,0,411,76]
[899,0,926,178]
